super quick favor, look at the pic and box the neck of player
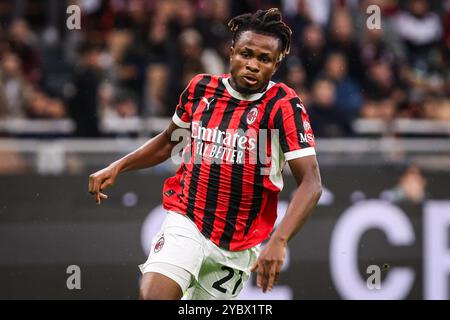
[229,76,268,95]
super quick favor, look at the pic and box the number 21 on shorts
[212,266,245,295]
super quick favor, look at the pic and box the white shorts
[139,211,261,300]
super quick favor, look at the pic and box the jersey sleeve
[171,77,198,129]
[272,96,316,161]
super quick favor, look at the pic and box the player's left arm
[251,93,322,292]
[275,155,322,244]
[251,155,322,293]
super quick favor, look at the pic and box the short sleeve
[272,96,316,161]
[172,78,196,129]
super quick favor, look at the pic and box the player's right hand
[88,165,119,204]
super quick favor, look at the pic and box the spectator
[360,98,397,121]
[167,28,214,114]
[145,15,170,64]
[116,31,147,110]
[359,27,399,73]
[284,57,308,99]
[285,0,312,53]
[8,19,41,84]
[99,79,138,121]
[353,0,405,60]
[382,165,429,204]
[298,23,327,87]
[305,0,332,27]
[68,43,102,137]
[322,51,363,119]
[107,88,139,120]
[308,78,353,137]
[326,8,363,81]
[114,93,138,119]
[199,0,231,50]
[363,60,405,104]
[395,0,442,70]
[167,0,201,41]
[0,51,30,118]
[145,63,169,117]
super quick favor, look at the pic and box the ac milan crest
[154,235,165,253]
[303,120,311,131]
[246,107,258,125]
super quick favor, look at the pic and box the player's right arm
[89,74,202,204]
[88,121,181,204]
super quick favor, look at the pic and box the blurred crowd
[0,0,449,137]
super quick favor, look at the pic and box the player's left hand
[250,239,286,293]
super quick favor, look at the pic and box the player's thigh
[187,245,260,300]
[139,214,205,296]
[186,263,251,299]
[140,271,183,300]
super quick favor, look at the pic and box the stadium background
[0,0,449,299]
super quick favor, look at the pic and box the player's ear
[229,46,235,63]
[272,58,281,75]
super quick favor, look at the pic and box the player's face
[229,31,281,94]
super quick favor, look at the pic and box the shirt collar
[222,77,275,101]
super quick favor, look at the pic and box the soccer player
[88,8,322,300]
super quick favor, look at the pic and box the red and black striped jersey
[162,73,316,251]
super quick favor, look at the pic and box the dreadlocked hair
[228,8,292,62]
